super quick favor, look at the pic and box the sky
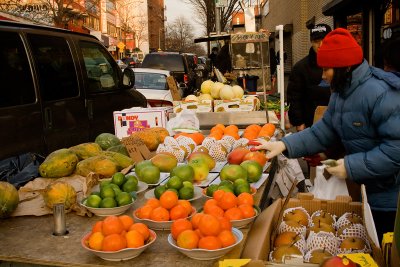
[165,0,203,37]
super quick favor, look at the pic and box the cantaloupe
[200,80,214,94]
[211,82,224,99]
[231,85,244,99]
[220,85,235,100]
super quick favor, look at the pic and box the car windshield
[134,72,167,90]
[142,54,184,72]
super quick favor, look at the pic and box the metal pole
[275,25,284,130]
[215,6,221,34]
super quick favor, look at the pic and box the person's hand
[251,139,286,159]
[325,158,347,179]
[296,124,306,132]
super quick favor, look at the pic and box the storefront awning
[194,33,231,43]
[322,0,369,16]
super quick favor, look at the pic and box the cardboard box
[214,99,255,112]
[173,100,213,113]
[241,187,384,266]
[113,107,172,139]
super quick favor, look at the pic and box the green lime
[126,175,139,184]
[111,172,126,186]
[166,176,183,190]
[234,178,249,188]
[109,183,122,195]
[90,191,101,197]
[122,180,138,193]
[170,165,194,182]
[116,192,133,206]
[86,195,102,208]
[182,181,194,189]
[206,184,219,197]
[179,186,194,200]
[100,180,112,188]
[154,185,167,199]
[217,185,234,193]
[234,183,251,196]
[100,197,117,208]
[100,186,115,199]
[219,180,234,191]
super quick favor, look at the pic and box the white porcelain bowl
[230,206,260,229]
[80,198,135,216]
[167,228,243,260]
[81,230,157,261]
[133,206,197,230]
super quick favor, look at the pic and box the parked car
[0,20,147,160]
[116,59,127,70]
[141,52,199,96]
[133,68,183,107]
[122,56,141,68]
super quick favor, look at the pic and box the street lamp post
[158,28,162,51]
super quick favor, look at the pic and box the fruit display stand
[0,170,272,267]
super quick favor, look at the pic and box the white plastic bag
[310,166,349,200]
[166,109,200,135]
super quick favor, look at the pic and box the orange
[203,199,218,212]
[191,132,205,145]
[218,230,236,247]
[135,205,154,219]
[177,199,192,214]
[198,236,222,250]
[102,233,127,251]
[210,126,224,136]
[224,207,243,221]
[198,214,221,236]
[239,204,256,218]
[190,213,204,229]
[170,204,189,220]
[92,221,103,233]
[159,191,179,210]
[208,132,223,140]
[118,215,134,231]
[88,231,104,251]
[204,204,224,218]
[125,229,145,248]
[146,198,161,209]
[218,192,238,210]
[237,192,254,206]
[171,218,193,240]
[224,125,239,134]
[214,124,225,131]
[150,206,170,221]
[218,216,232,231]
[224,132,240,140]
[213,190,225,202]
[176,229,199,249]
[194,228,204,239]
[129,223,150,240]
[102,216,124,236]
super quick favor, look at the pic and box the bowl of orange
[81,215,157,261]
[132,192,197,230]
[202,186,257,199]
[229,205,260,229]
[167,227,243,260]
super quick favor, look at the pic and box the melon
[43,181,77,210]
[198,93,213,101]
[211,82,224,99]
[0,181,19,218]
[232,85,244,99]
[220,85,235,100]
[185,95,198,101]
[200,80,214,94]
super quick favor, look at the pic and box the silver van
[0,20,147,160]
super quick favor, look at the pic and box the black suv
[141,52,198,96]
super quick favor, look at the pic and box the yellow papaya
[100,151,133,169]
[75,155,119,178]
[39,149,79,178]
[43,181,76,209]
[131,129,159,151]
[69,142,102,160]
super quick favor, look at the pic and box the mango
[187,151,216,170]
[150,153,178,172]
[219,164,248,182]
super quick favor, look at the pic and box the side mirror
[122,67,135,89]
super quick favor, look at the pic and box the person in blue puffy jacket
[254,28,400,242]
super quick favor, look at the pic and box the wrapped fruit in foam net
[217,139,232,153]
[232,138,250,150]
[269,238,305,263]
[208,142,229,162]
[304,231,338,263]
[202,137,217,150]
[278,220,307,237]
[273,231,307,252]
[310,210,336,227]
[282,207,311,227]
[335,212,363,231]
[336,223,371,253]
[175,135,197,153]
[221,135,236,147]
[163,136,179,147]
[156,144,185,162]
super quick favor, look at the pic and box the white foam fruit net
[208,143,228,162]
[282,207,311,227]
[217,139,232,153]
[269,238,305,262]
[156,144,185,163]
[232,138,250,150]
[202,137,217,150]
[305,231,339,260]
[278,221,307,237]
[163,136,179,147]
[175,136,196,152]
[336,223,371,254]
[221,135,236,148]
[310,210,336,227]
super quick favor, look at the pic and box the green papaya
[101,151,134,169]
[107,144,129,157]
[39,149,79,178]
[75,155,119,177]
[95,133,121,150]
[69,142,102,160]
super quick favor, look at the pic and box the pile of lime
[206,178,252,197]
[85,172,138,208]
[153,176,194,200]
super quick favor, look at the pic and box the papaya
[69,142,102,160]
[75,155,119,177]
[43,181,76,210]
[95,133,121,150]
[100,151,134,169]
[0,181,19,218]
[131,129,159,151]
[107,144,129,157]
[151,127,170,143]
[39,149,79,178]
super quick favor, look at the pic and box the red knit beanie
[317,28,363,68]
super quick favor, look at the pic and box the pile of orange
[209,124,240,140]
[204,190,255,221]
[86,215,152,251]
[242,124,262,140]
[134,191,193,221]
[170,213,237,250]
[173,132,205,145]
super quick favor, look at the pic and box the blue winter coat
[282,60,400,211]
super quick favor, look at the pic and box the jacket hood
[371,67,400,90]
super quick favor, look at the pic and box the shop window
[347,13,363,46]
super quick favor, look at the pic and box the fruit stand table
[0,173,271,267]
